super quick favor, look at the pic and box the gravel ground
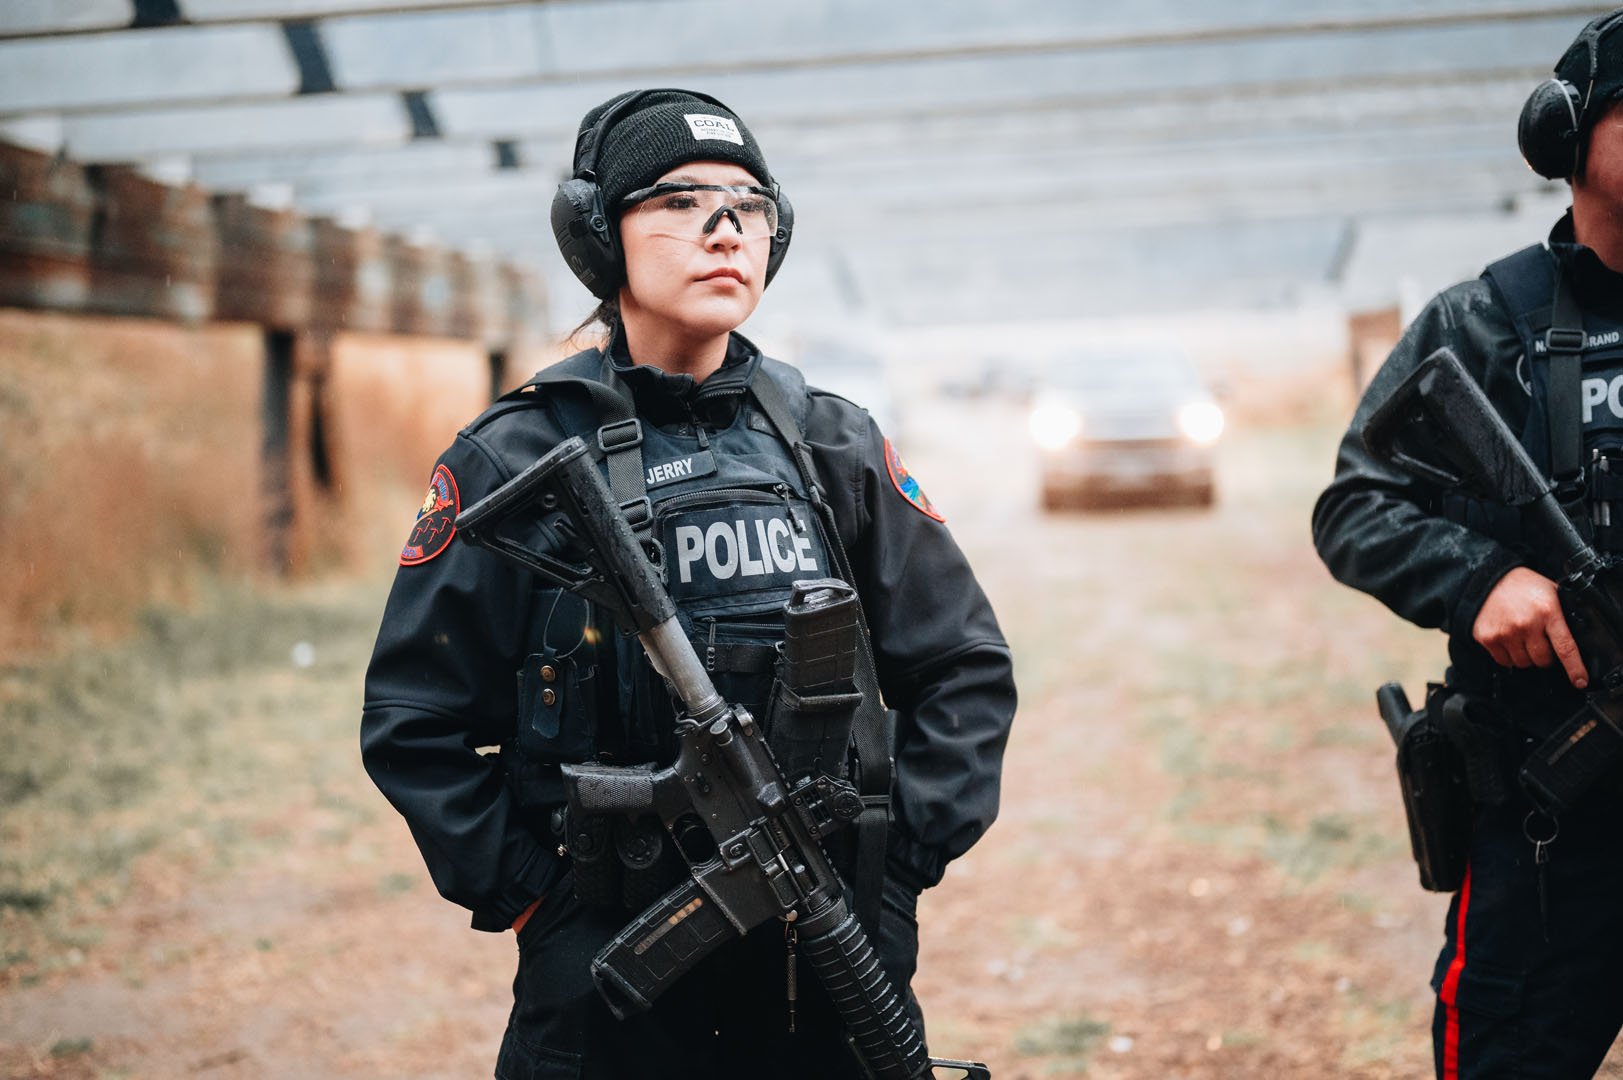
[6,396,1617,1079]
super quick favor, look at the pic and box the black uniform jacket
[361,334,1017,930]
[1312,212,1623,706]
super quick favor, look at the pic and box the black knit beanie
[576,89,774,214]
[1556,9,1623,136]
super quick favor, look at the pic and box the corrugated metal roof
[0,0,1612,329]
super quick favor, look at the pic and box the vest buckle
[1545,327,1587,355]
[618,496,653,529]
[1553,467,1587,506]
[597,418,643,453]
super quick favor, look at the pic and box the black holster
[552,798,686,912]
[1377,681,1475,893]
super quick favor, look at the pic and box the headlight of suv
[1177,401,1224,445]
[1029,399,1082,451]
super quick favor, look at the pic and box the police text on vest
[675,515,818,583]
[1581,376,1623,423]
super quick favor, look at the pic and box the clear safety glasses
[618,182,780,241]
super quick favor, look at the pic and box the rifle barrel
[640,617,726,723]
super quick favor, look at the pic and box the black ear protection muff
[1519,77,1585,180]
[1519,10,1623,180]
[550,89,794,300]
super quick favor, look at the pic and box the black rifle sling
[512,360,654,549]
[1546,265,1588,509]
[592,358,656,546]
[1483,244,1590,533]
[749,372,893,938]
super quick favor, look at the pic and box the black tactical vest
[500,347,836,792]
[1483,244,1623,555]
[492,344,896,931]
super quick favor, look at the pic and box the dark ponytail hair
[568,294,622,347]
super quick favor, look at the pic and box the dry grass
[0,577,387,992]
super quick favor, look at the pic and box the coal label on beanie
[685,113,743,145]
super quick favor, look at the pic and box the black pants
[1430,792,1623,1079]
[495,874,924,1079]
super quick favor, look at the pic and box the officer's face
[1578,100,1623,207]
[618,160,769,341]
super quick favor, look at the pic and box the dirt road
[3,399,1599,1078]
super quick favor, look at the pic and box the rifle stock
[1363,348,1591,567]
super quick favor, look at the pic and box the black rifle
[1363,347,1623,815]
[455,435,989,1080]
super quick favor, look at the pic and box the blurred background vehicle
[1028,344,1224,510]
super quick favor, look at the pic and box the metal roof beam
[0,0,1607,43]
[276,122,1523,208]
[327,155,1547,246]
[173,73,1536,190]
[0,4,1603,117]
[46,64,1546,165]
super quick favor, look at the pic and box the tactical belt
[1435,689,1515,806]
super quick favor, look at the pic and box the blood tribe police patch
[884,438,944,522]
[401,463,460,566]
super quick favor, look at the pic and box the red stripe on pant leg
[1438,864,1473,1080]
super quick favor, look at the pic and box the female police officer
[360,89,1016,1079]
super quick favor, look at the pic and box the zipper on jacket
[656,486,787,514]
[691,383,747,432]
[677,398,714,449]
[692,615,783,671]
[774,482,807,533]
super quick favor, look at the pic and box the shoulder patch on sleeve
[400,463,460,565]
[884,438,944,522]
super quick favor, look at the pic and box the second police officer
[360,89,1017,1078]
[1314,11,1623,1079]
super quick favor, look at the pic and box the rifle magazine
[590,876,736,1020]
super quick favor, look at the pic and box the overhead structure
[0,0,1613,328]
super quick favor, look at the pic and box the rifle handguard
[800,905,930,1080]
